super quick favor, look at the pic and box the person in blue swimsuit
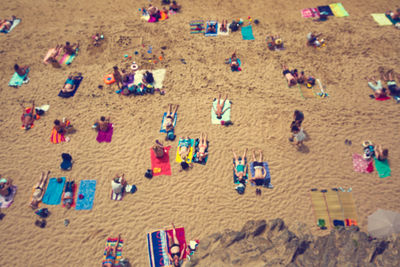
[103,234,121,267]
[232,148,248,183]
[60,72,82,94]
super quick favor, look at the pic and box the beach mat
[211,99,231,124]
[317,6,333,16]
[299,84,316,99]
[352,153,373,173]
[0,18,21,34]
[50,120,70,144]
[310,190,330,229]
[9,68,29,87]
[218,23,230,35]
[373,157,391,178]
[61,183,77,208]
[233,157,248,184]
[205,21,218,36]
[190,20,205,34]
[324,189,344,227]
[193,139,209,165]
[338,191,358,223]
[329,3,349,17]
[103,237,124,266]
[147,230,170,267]
[42,177,66,205]
[371,14,393,26]
[241,25,255,40]
[75,180,97,210]
[249,162,273,188]
[150,146,172,176]
[0,185,17,208]
[96,124,113,143]
[133,69,166,89]
[58,76,83,98]
[176,139,195,163]
[160,112,177,133]
[301,8,320,18]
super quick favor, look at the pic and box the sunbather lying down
[367,76,389,99]
[63,179,74,209]
[207,22,217,33]
[281,64,297,87]
[213,93,229,119]
[103,234,122,267]
[250,151,267,186]
[233,149,247,184]
[61,73,82,93]
[43,45,63,64]
[30,171,50,209]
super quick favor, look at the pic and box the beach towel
[75,180,97,210]
[324,189,344,227]
[375,96,391,101]
[160,112,177,133]
[0,18,21,34]
[103,237,124,266]
[9,68,29,87]
[58,49,78,65]
[133,69,166,90]
[61,183,77,208]
[96,124,113,143]
[329,3,349,17]
[150,146,172,176]
[371,14,393,26]
[166,227,187,259]
[310,190,330,229]
[0,185,17,208]
[338,191,358,224]
[352,153,373,173]
[211,99,231,124]
[249,162,273,188]
[193,139,209,165]
[111,189,124,201]
[298,84,316,99]
[205,21,218,36]
[386,13,400,25]
[50,120,70,144]
[176,139,195,163]
[317,6,333,16]
[21,107,39,130]
[42,177,66,205]
[301,8,320,18]
[373,157,391,178]
[233,157,248,184]
[58,76,83,98]
[218,23,230,35]
[159,11,169,21]
[190,20,205,34]
[241,25,255,40]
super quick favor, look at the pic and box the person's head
[114,177,120,183]
[54,119,60,126]
[100,116,106,122]
[172,1,177,5]
[181,162,189,170]
[382,149,389,157]
[291,125,300,134]
[217,114,222,119]
[14,64,19,71]
[31,199,39,209]
[66,41,70,46]
[113,66,118,71]
[294,110,301,119]
[66,203,71,209]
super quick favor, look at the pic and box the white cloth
[294,129,306,142]
[111,178,123,194]
[307,32,313,41]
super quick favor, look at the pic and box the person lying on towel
[233,149,248,184]
[213,93,229,119]
[54,119,73,135]
[367,76,389,99]
[230,52,240,71]
[220,19,228,32]
[196,133,208,162]
[14,64,29,78]
[0,15,17,32]
[94,116,111,132]
[152,140,165,158]
[103,234,122,267]
[61,72,82,94]
[30,171,50,209]
[20,100,36,130]
[63,179,75,209]
[282,64,297,87]
[164,104,179,141]
[166,223,186,267]
[207,22,217,33]
[250,151,267,186]
[0,176,14,198]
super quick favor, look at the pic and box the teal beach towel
[233,157,248,184]
[75,180,97,210]
[42,177,66,205]
[9,68,29,87]
[160,112,177,133]
[241,25,255,40]
[374,157,391,178]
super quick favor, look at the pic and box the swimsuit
[170,244,180,259]
[236,164,245,173]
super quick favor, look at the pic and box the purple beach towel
[96,124,113,143]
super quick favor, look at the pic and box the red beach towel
[150,146,172,176]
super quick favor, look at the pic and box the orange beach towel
[50,121,70,144]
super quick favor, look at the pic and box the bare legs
[200,132,207,146]
[252,150,263,162]
[167,104,179,117]
[232,149,247,165]
[36,171,50,189]
[167,223,180,247]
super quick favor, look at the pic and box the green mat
[329,3,349,17]
[374,157,391,178]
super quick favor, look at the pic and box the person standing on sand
[113,66,123,89]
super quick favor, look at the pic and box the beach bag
[230,22,239,32]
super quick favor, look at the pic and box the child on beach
[289,125,306,147]
[30,171,50,209]
[290,110,304,129]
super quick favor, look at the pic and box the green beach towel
[9,69,29,87]
[371,14,393,26]
[211,99,231,124]
[241,25,255,40]
[374,157,391,178]
[329,3,349,17]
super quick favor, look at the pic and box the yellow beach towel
[176,139,195,163]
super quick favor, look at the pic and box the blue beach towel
[42,177,66,205]
[0,19,21,34]
[75,180,97,210]
[317,6,334,16]
[193,139,209,165]
[250,162,273,188]
[58,76,83,98]
[205,21,218,37]
[233,157,248,184]
[160,112,177,133]
[241,25,255,40]
[9,68,29,87]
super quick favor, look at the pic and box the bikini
[170,244,180,259]
[236,164,244,173]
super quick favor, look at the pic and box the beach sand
[0,0,400,266]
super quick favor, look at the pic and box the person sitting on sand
[292,69,305,84]
[103,234,122,267]
[0,176,13,198]
[266,35,276,50]
[213,93,229,119]
[196,133,208,162]
[0,16,16,32]
[374,144,389,161]
[14,64,29,77]
[113,66,123,89]
[30,171,50,209]
[282,64,297,87]
[63,179,75,209]
[178,137,191,162]
[166,223,186,267]
[54,119,71,134]
[367,76,389,99]
[250,150,267,186]
[152,140,165,158]
[94,116,111,132]
[164,104,179,141]
[382,70,400,99]
[142,71,155,85]
[307,32,324,47]
[63,41,79,55]
[386,9,400,20]
[169,1,181,12]
[289,125,306,147]
[232,149,248,184]
[220,19,228,32]
[21,100,36,129]
[207,22,217,33]
[61,72,82,93]
[111,174,127,195]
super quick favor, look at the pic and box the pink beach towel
[166,227,188,260]
[302,8,320,18]
[150,146,172,176]
[96,124,113,143]
[352,153,373,173]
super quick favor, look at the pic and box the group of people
[266,35,284,50]
[43,41,79,64]
[145,1,181,22]
[367,69,400,102]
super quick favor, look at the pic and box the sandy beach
[1,0,400,266]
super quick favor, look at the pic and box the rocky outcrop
[188,219,400,267]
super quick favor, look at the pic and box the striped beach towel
[103,237,124,266]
